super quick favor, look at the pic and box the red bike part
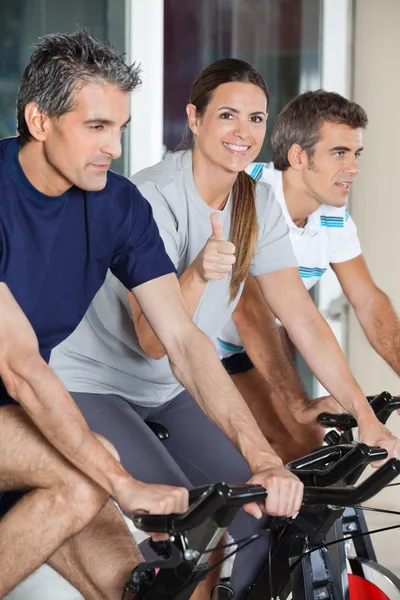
[348,573,390,600]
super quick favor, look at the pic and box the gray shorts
[72,389,270,598]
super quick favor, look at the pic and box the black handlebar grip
[317,413,357,430]
[367,447,388,461]
[133,513,176,533]
[318,393,399,430]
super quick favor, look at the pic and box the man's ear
[24,103,52,142]
[287,143,307,171]
[186,104,200,136]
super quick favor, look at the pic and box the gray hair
[16,29,141,145]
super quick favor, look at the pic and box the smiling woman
[49,58,300,600]
[177,58,269,300]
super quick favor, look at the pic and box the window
[0,0,128,174]
[164,0,322,159]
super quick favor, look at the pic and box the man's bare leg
[190,538,225,600]
[47,501,142,600]
[50,504,222,600]
[0,405,139,598]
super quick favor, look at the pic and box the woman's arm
[129,213,235,359]
[128,264,207,358]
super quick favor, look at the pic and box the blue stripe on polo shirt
[250,163,263,181]
[299,266,327,279]
[345,207,350,221]
[217,338,246,353]
[320,215,344,228]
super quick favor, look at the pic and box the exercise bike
[124,397,400,599]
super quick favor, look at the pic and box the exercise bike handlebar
[318,392,400,429]
[286,443,388,486]
[133,457,400,534]
[133,482,267,534]
[302,457,400,505]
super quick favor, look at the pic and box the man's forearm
[355,290,400,376]
[289,312,376,425]
[4,354,133,496]
[169,327,283,472]
[1,282,134,497]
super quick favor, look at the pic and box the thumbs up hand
[210,212,225,241]
[193,213,236,283]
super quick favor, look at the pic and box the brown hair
[271,90,368,171]
[178,58,269,300]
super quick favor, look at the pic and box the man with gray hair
[0,30,290,599]
[0,28,188,599]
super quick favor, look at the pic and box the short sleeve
[110,184,176,290]
[246,162,266,181]
[329,206,362,264]
[246,162,276,185]
[0,236,4,282]
[250,184,298,276]
[134,180,180,268]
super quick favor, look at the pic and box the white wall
[314,0,352,396]
[127,0,164,175]
[348,7,400,575]
[350,0,400,396]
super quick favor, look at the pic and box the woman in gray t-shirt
[52,64,296,406]
[51,58,297,596]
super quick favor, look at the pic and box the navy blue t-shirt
[0,137,175,404]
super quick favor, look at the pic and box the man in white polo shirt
[216,90,400,462]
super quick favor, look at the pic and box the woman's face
[188,81,268,173]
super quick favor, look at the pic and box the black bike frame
[126,453,400,600]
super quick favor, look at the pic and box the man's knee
[61,435,120,526]
[51,437,117,529]
[57,472,108,531]
[0,406,109,532]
